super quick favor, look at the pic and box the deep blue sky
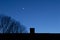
[0,0,60,33]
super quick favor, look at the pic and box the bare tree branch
[0,14,28,33]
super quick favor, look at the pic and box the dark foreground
[0,33,60,40]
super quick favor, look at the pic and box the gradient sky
[0,0,60,33]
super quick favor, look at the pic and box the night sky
[0,0,60,33]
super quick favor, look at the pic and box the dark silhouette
[30,28,35,33]
[0,14,27,33]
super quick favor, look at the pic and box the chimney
[30,28,35,33]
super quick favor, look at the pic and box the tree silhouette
[0,15,27,33]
